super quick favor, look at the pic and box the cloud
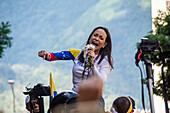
[138,0,151,11]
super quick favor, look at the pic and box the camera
[23,83,51,113]
[138,38,160,54]
[135,38,161,66]
[23,83,50,98]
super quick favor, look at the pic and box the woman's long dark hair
[78,26,113,69]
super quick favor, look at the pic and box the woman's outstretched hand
[38,50,49,60]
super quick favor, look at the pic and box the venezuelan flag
[49,49,81,61]
[49,72,57,102]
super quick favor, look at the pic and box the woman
[38,26,113,96]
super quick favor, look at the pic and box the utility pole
[8,80,16,113]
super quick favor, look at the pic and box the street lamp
[8,80,16,113]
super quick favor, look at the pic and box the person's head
[76,76,104,113]
[49,92,77,113]
[25,95,40,113]
[31,98,39,113]
[66,96,78,113]
[79,26,113,68]
[111,96,135,113]
[78,76,103,102]
[86,26,111,55]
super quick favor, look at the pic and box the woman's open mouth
[92,42,98,46]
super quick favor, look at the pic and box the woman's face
[89,29,107,54]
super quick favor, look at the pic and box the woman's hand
[87,48,95,59]
[38,50,49,60]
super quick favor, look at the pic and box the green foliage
[142,9,170,101]
[0,21,13,58]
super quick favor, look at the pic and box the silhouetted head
[49,92,77,113]
[111,96,135,113]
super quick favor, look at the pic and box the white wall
[151,0,167,113]
[151,0,166,33]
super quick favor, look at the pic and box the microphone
[84,44,95,68]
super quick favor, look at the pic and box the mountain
[0,0,152,112]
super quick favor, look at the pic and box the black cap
[50,92,77,109]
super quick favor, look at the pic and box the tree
[0,21,13,58]
[141,9,170,101]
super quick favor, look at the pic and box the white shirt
[72,55,112,92]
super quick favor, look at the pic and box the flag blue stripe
[54,91,57,97]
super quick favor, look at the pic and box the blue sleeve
[51,51,75,60]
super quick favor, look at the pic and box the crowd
[25,26,135,113]
[25,76,135,113]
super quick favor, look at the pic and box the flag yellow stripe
[50,73,53,96]
[66,49,81,58]
[50,72,57,96]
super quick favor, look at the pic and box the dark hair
[78,26,113,69]
[66,96,77,113]
[112,96,135,113]
[49,92,77,113]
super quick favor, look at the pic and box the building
[151,0,170,113]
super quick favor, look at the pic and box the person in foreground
[48,76,104,113]
[48,92,77,113]
[76,76,105,113]
[106,96,135,113]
